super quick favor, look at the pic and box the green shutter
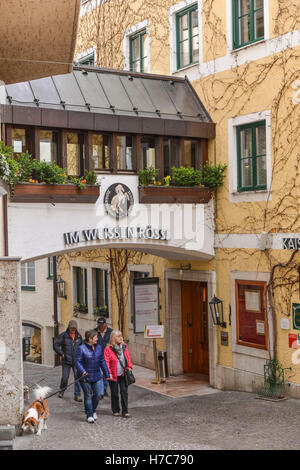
[237,120,266,192]
[176,4,198,70]
[129,29,146,72]
[84,268,88,305]
[233,0,264,50]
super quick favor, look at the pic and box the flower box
[10,183,100,204]
[138,185,213,204]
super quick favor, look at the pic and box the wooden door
[181,281,209,375]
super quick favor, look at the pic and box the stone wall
[0,258,23,433]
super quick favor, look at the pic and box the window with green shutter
[176,4,199,70]
[93,268,109,317]
[237,120,267,192]
[233,0,264,49]
[75,267,88,306]
[129,29,147,73]
[47,257,54,280]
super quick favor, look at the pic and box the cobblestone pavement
[14,363,300,450]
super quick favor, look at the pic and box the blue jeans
[80,379,104,418]
[60,364,81,397]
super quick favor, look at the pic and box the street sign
[144,325,164,339]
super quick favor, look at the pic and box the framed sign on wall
[133,277,160,334]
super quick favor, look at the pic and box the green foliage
[0,141,98,187]
[37,161,67,184]
[84,170,98,186]
[67,176,87,189]
[138,167,159,186]
[171,166,202,187]
[202,162,227,189]
[139,163,227,189]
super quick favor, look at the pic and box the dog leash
[44,373,87,400]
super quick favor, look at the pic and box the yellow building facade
[63,0,300,396]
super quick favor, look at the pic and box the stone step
[0,425,16,441]
[0,440,14,450]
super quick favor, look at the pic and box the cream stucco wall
[21,258,55,366]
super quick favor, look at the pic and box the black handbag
[124,368,136,386]
[112,347,135,386]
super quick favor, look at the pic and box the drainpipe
[53,255,60,366]
[214,140,220,367]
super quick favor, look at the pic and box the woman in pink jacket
[104,330,133,418]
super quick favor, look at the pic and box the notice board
[133,277,160,334]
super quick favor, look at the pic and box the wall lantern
[209,295,226,328]
[57,275,67,299]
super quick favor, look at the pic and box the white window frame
[226,0,270,54]
[123,20,150,73]
[21,262,36,289]
[76,46,97,66]
[228,110,272,203]
[169,0,200,74]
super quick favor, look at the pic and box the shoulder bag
[111,347,135,386]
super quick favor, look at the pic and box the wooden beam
[202,139,208,165]
[157,136,164,180]
[33,127,40,160]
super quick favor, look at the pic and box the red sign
[288,333,298,349]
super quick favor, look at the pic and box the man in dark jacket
[53,320,83,401]
[95,317,112,396]
[75,329,111,423]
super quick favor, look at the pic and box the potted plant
[0,143,101,203]
[73,303,88,317]
[138,164,226,203]
[93,305,109,318]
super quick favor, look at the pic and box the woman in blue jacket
[75,329,111,423]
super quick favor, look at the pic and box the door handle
[187,312,193,328]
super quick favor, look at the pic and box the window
[74,267,88,308]
[163,138,180,176]
[21,262,35,291]
[78,52,95,66]
[117,135,134,170]
[176,4,199,70]
[235,280,268,349]
[129,29,148,72]
[93,268,109,317]
[233,0,264,49]
[92,133,111,170]
[237,121,266,191]
[11,128,28,154]
[40,130,59,164]
[22,324,42,364]
[184,139,202,169]
[141,137,156,169]
[67,133,85,176]
[47,257,54,280]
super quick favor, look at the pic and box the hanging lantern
[209,295,226,328]
[57,275,67,299]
